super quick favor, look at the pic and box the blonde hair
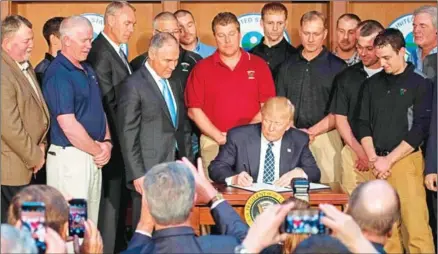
[261,96,295,123]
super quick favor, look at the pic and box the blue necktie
[159,78,177,127]
[263,142,275,183]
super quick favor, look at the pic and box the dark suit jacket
[87,33,132,178]
[209,123,320,183]
[425,87,437,176]
[123,201,248,253]
[117,65,192,185]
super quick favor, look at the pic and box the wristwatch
[234,244,250,254]
[207,192,224,208]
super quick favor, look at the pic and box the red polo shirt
[185,49,275,132]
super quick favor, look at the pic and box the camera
[291,177,310,202]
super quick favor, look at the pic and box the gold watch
[207,192,224,208]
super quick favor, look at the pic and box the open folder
[229,182,330,193]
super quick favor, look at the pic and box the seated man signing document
[209,97,321,187]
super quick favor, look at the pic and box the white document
[230,182,330,193]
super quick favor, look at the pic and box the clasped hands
[93,141,112,168]
[231,168,307,187]
[369,156,392,180]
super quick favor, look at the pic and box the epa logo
[238,13,291,51]
[388,14,416,61]
[81,13,128,56]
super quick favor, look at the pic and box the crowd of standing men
[1,1,436,253]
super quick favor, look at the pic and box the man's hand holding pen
[231,171,253,186]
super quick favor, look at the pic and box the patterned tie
[263,142,275,183]
[119,48,132,74]
[159,78,177,127]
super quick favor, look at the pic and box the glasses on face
[155,28,181,37]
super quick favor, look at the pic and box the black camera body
[291,177,310,202]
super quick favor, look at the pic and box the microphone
[291,177,310,202]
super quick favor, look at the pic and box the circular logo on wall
[244,190,285,225]
[238,13,291,51]
[81,13,128,56]
[388,14,415,61]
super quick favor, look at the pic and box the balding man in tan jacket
[1,15,50,222]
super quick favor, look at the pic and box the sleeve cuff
[210,199,226,210]
[225,176,233,186]
[135,230,152,238]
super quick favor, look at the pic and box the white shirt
[225,133,282,185]
[363,66,382,77]
[256,134,282,183]
[101,32,132,74]
[144,61,178,113]
[16,61,40,100]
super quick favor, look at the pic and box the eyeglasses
[155,29,181,37]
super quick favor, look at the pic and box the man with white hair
[118,32,193,229]
[42,16,112,224]
[1,15,49,223]
[87,1,136,251]
[410,5,437,76]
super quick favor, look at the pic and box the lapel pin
[287,148,291,152]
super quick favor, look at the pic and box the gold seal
[244,190,285,225]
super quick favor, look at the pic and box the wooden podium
[189,182,349,235]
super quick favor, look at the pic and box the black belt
[375,147,419,156]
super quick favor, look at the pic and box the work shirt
[357,63,433,151]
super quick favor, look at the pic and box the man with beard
[330,20,384,194]
[334,14,361,66]
[174,9,216,58]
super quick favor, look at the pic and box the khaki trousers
[383,151,435,253]
[340,145,373,195]
[309,130,343,183]
[46,145,102,224]
[200,135,220,180]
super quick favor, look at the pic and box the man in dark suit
[124,158,248,253]
[131,12,202,158]
[209,97,320,186]
[86,1,136,252]
[118,32,192,229]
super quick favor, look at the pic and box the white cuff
[225,176,233,186]
[135,230,152,238]
[211,199,226,209]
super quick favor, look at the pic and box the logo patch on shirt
[181,62,190,72]
[400,88,407,95]
[247,70,255,79]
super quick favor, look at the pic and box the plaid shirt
[334,49,361,66]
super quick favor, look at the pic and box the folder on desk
[230,182,330,193]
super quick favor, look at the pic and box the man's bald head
[152,12,181,42]
[346,180,400,237]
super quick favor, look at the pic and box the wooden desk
[189,182,348,235]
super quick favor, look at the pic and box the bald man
[346,180,401,254]
[209,97,320,187]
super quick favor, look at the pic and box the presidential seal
[388,14,416,61]
[81,13,128,55]
[238,13,291,51]
[244,190,285,225]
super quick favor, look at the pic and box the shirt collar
[56,52,87,72]
[195,38,202,52]
[153,226,195,240]
[261,37,288,49]
[297,45,328,62]
[417,46,438,57]
[213,48,249,65]
[101,32,121,53]
[44,52,55,62]
[145,60,164,83]
[261,132,282,147]
[15,61,29,71]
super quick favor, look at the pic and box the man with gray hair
[410,5,437,77]
[42,15,112,224]
[125,158,248,253]
[118,32,192,229]
[1,15,49,223]
[87,1,136,251]
[346,180,401,253]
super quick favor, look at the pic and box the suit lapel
[279,130,294,177]
[27,67,50,120]
[140,66,174,126]
[97,33,132,75]
[2,52,46,114]
[247,124,261,179]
